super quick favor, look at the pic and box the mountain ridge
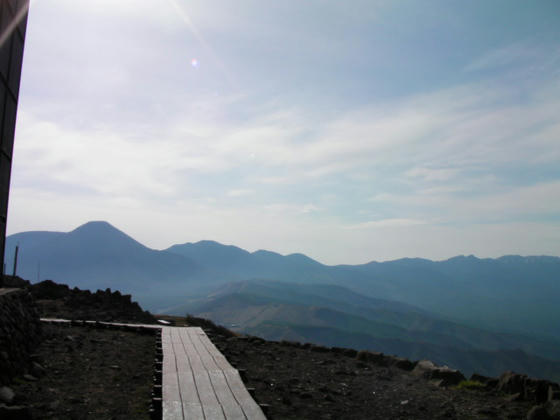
[5,221,560,382]
[5,220,560,339]
[8,220,560,265]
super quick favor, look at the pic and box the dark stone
[0,387,15,404]
[545,400,560,419]
[498,371,528,395]
[28,280,69,300]
[331,347,357,358]
[390,357,417,371]
[550,386,560,402]
[343,349,358,358]
[505,392,523,402]
[309,345,329,353]
[412,360,465,387]
[281,395,292,405]
[527,401,560,420]
[0,404,33,420]
[356,351,388,366]
[0,289,42,385]
[30,362,46,378]
[48,400,60,411]
[470,373,498,388]
[476,408,498,417]
[1,276,30,288]
[526,405,549,420]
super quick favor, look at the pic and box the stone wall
[0,288,42,385]
[30,280,157,324]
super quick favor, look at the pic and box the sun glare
[166,0,236,88]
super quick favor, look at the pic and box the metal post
[12,245,18,277]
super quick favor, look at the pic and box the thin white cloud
[465,42,537,72]
[301,204,321,214]
[465,41,560,74]
[226,189,255,197]
[405,167,459,182]
[368,181,560,224]
[345,218,427,230]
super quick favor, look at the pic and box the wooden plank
[163,357,177,374]
[193,370,220,406]
[208,370,246,420]
[183,402,204,420]
[173,338,192,373]
[223,370,266,420]
[163,380,185,420]
[40,318,71,323]
[197,333,234,371]
[171,328,183,343]
[202,404,226,420]
[192,370,229,420]
[177,370,199,405]
[40,318,163,329]
[187,329,220,371]
[163,331,176,373]
[163,400,184,420]
[0,288,21,296]
[162,338,173,351]
[181,335,206,373]
[163,370,181,402]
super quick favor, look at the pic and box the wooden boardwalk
[40,319,267,420]
[0,287,21,296]
[162,327,266,420]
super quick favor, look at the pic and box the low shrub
[456,380,485,390]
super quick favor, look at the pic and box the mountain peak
[71,220,117,233]
[67,221,147,251]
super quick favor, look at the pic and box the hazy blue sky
[7,0,560,264]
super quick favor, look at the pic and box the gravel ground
[208,332,535,420]
[8,323,155,419]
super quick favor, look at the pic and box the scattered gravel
[208,332,536,419]
[8,323,155,419]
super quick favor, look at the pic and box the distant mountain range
[5,221,560,380]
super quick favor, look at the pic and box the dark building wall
[0,0,29,275]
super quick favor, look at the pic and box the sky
[6,0,560,265]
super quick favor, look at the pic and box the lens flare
[191,58,199,68]
[166,0,236,88]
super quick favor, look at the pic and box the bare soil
[207,330,535,420]
[8,323,155,419]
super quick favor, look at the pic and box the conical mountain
[5,221,199,306]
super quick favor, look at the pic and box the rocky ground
[192,317,558,420]
[2,323,155,419]
[2,279,559,419]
